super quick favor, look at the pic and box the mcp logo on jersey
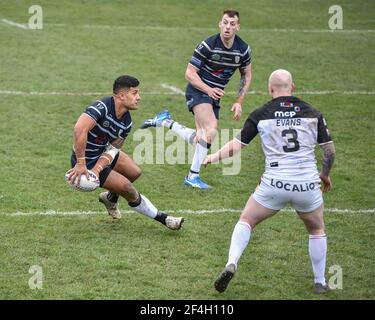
[274,111,297,118]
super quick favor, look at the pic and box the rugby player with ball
[66,75,184,230]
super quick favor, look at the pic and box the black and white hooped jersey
[236,96,332,180]
[189,34,251,89]
[74,96,132,166]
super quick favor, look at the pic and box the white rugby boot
[165,215,184,230]
[99,192,122,219]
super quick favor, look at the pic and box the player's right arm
[317,114,335,192]
[185,64,224,100]
[203,138,245,166]
[204,111,258,166]
[67,113,96,184]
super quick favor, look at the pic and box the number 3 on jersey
[282,129,300,152]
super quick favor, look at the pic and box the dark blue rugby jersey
[189,34,251,89]
[75,96,132,165]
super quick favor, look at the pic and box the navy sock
[107,192,119,203]
[154,211,168,225]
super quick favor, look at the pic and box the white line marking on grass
[0,90,178,96]
[231,90,375,96]
[2,208,374,216]
[1,89,375,97]
[7,211,101,216]
[246,28,375,33]
[294,90,375,95]
[1,18,29,29]
[3,20,373,34]
[0,90,109,96]
[42,23,375,33]
[161,84,185,95]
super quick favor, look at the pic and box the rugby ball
[65,170,100,192]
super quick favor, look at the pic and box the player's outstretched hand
[320,174,332,192]
[231,103,242,120]
[203,155,213,167]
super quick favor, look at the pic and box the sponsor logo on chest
[211,54,221,61]
[275,111,296,118]
[211,54,241,64]
[102,119,121,134]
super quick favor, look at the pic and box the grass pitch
[0,0,374,300]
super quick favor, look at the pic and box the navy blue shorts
[185,83,221,119]
[71,152,120,187]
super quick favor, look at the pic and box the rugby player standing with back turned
[204,69,335,294]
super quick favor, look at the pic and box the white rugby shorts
[252,175,323,212]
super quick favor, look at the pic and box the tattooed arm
[319,142,336,192]
[231,63,252,121]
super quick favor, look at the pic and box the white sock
[227,221,252,268]
[161,118,174,129]
[129,194,158,219]
[189,140,210,177]
[309,234,327,285]
[164,120,196,145]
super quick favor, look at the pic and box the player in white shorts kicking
[204,69,336,294]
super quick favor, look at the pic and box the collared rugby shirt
[236,96,332,180]
[189,33,251,89]
[74,96,132,166]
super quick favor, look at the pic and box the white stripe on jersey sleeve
[96,100,108,116]
[85,112,99,123]
[319,141,334,146]
[188,62,200,71]
[242,46,250,57]
[201,41,211,51]
[87,106,102,117]
[194,49,206,59]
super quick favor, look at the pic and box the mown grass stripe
[1,90,374,96]
[41,23,375,33]
[2,208,374,216]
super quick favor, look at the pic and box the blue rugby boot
[184,176,212,189]
[140,109,171,129]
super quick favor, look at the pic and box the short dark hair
[223,9,240,22]
[113,75,140,93]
